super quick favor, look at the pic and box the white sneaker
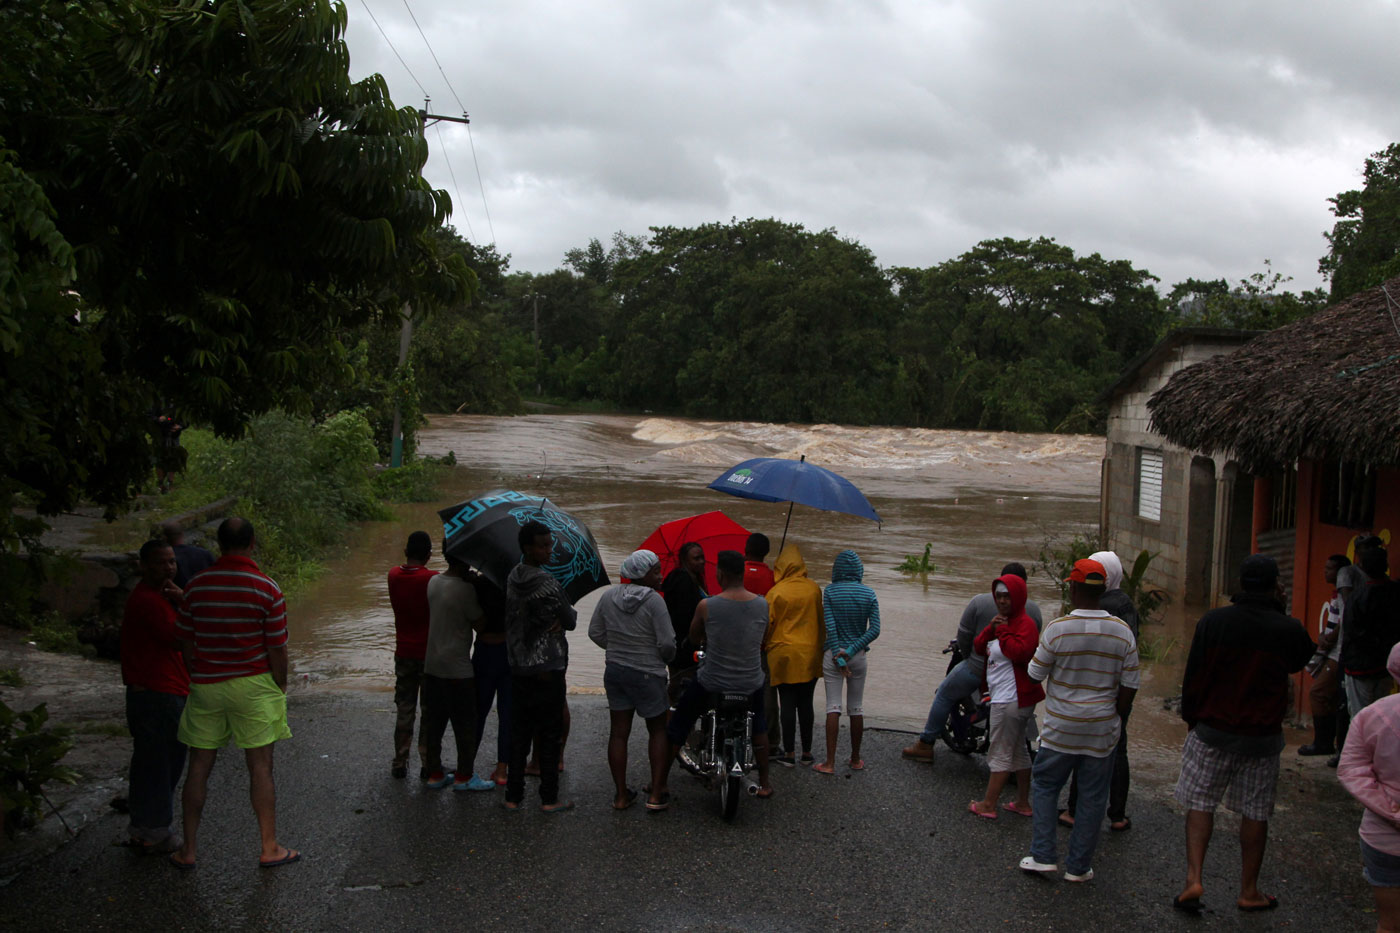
[1064,868,1094,882]
[1019,856,1058,874]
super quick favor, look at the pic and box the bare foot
[1174,881,1205,908]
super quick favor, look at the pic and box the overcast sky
[344,0,1398,291]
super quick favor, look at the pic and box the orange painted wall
[1286,463,1400,714]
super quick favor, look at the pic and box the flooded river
[288,413,1215,773]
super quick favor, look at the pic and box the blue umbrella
[707,455,880,551]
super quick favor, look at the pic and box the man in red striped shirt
[170,517,299,870]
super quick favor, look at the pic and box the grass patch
[0,669,23,688]
[64,721,130,738]
[28,612,90,656]
[1137,631,1179,663]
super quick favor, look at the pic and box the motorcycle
[939,639,990,755]
[677,652,759,821]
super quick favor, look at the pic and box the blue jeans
[125,688,187,841]
[1031,747,1115,874]
[919,659,981,744]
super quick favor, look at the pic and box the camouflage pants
[393,657,426,769]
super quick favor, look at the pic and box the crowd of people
[115,516,1400,927]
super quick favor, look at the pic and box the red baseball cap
[1065,558,1107,585]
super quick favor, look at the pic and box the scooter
[940,639,990,755]
[676,652,758,821]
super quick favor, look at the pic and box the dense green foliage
[0,0,471,546]
[164,410,436,591]
[423,212,1343,432]
[1321,143,1400,301]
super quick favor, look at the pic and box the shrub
[0,700,77,837]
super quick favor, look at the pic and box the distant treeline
[387,219,1324,435]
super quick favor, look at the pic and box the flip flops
[541,800,575,813]
[1238,895,1278,913]
[1002,802,1033,817]
[849,759,865,771]
[646,792,672,812]
[968,800,998,820]
[259,848,300,869]
[167,853,196,871]
[1171,895,1203,915]
[613,787,639,810]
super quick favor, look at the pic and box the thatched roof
[1148,276,1400,471]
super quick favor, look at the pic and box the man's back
[1343,576,1400,676]
[1029,610,1139,756]
[387,564,438,661]
[178,555,287,684]
[1182,593,1314,737]
[699,595,767,694]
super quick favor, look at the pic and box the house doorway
[1186,456,1216,605]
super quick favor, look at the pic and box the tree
[1167,262,1327,331]
[1321,143,1400,301]
[892,238,1163,432]
[0,0,470,532]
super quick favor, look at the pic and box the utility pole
[389,99,473,467]
[522,291,544,396]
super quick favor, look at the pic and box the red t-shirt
[388,564,438,660]
[176,555,288,684]
[121,581,190,696]
[744,561,775,597]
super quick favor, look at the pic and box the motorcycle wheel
[720,773,741,821]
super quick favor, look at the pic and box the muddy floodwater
[287,413,1244,778]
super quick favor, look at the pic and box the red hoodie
[973,573,1046,708]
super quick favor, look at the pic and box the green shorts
[178,673,292,749]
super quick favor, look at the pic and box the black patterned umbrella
[438,490,610,604]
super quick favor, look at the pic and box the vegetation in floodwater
[896,544,937,575]
[1034,528,1169,625]
[0,669,23,688]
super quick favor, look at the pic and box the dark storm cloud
[346,0,1399,287]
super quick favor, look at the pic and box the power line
[401,0,466,114]
[434,122,476,243]
[357,0,428,98]
[401,0,497,244]
[464,123,496,244]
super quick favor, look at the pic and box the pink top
[1338,644,1400,855]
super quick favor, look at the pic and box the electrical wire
[402,0,497,244]
[435,122,476,243]
[357,0,429,98]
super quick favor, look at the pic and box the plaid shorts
[1174,729,1279,821]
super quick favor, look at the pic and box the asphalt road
[0,691,1374,931]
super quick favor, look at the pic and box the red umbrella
[635,510,751,595]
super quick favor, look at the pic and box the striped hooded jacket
[823,550,880,659]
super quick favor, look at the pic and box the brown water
[287,413,1216,773]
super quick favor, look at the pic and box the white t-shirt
[986,639,1017,705]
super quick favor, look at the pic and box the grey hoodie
[588,583,676,678]
[505,563,576,675]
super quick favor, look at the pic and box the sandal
[968,800,998,820]
[849,759,865,771]
[1110,817,1132,832]
[754,785,775,799]
[1057,810,1075,828]
[646,792,672,812]
[612,787,638,811]
[813,762,836,774]
[1002,802,1033,817]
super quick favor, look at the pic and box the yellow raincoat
[764,544,825,685]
